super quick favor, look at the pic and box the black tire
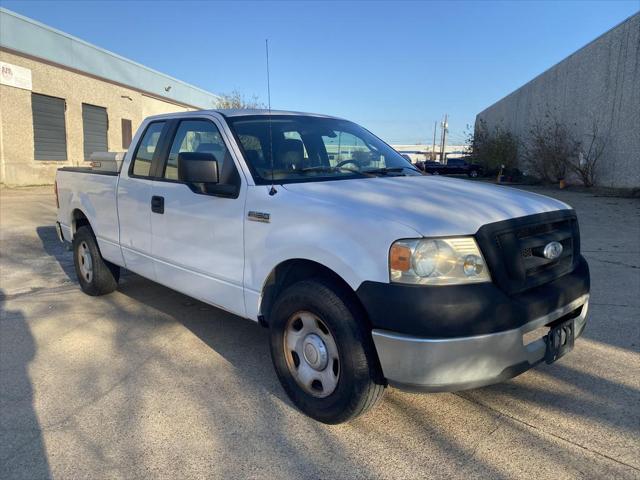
[73,226,120,296]
[469,170,479,178]
[269,278,386,424]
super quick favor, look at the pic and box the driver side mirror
[178,152,219,184]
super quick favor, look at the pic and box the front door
[150,117,246,317]
[117,120,169,281]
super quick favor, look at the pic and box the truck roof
[145,109,344,122]
[219,109,342,118]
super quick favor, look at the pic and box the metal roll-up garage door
[82,103,108,160]
[32,93,67,161]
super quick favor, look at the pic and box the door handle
[151,196,164,214]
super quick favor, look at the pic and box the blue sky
[3,0,638,144]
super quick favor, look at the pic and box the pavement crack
[456,393,640,473]
[589,258,639,269]
[467,413,503,460]
[590,302,631,307]
[582,250,640,254]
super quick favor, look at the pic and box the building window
[121,119,132,149]
[82,103,108,160]
[31,93,67,161]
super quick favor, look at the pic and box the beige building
[0,8,219,186]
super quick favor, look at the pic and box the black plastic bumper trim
[356,256,590,338]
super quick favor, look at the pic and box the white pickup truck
[56,110,590,423]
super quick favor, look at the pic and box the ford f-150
[55,109,590,423]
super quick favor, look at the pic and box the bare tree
[215,89,265,109]
[524,113,579,183]
[565,118,609,187]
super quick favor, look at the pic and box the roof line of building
[0,7,220,109]
[478,11,640,116]
[0,46,199,110]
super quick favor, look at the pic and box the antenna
[266,39,277,196]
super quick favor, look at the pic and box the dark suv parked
[420,158,482,177]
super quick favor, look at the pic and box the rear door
[117,120,169,280]
[149,117,247,316]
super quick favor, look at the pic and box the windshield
[226,115,421,184]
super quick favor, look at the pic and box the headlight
[389,237,490,285]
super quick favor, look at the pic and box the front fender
[243,186,420,320]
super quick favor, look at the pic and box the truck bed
[56,168,123,267]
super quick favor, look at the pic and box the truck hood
[282,175,571,237]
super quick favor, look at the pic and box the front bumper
[357,255,590,392]
[372,294,588,391]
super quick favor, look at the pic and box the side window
[165,120,228,180]
[131,122,165,177]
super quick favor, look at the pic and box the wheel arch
[71,208,92,236]
[258,258,367,328]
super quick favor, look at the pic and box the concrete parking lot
[1,184,638,479]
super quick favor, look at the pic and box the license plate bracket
[545,319,575,364]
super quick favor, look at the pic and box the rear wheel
[469,170,479,178]
[73,226,120,296]
[269,279,386,423]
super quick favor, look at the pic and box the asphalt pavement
[1,184,638,479]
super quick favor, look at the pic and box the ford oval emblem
[543,241,563,260]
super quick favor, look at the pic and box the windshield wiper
[297,166,373,176]
[362,166,418,176]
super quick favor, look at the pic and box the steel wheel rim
[283,311,340,398]
[77,241,93,283]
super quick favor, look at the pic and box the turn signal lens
[390,244,412,272]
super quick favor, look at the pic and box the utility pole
[440,114,448,163]
[431,121,437,161]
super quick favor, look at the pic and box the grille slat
[519,230,572,249]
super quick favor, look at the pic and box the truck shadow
[114,273,283,399]
[0,291,52,479]
[109,274,388,478]
[111,272,638,470]
[35,226,76,282]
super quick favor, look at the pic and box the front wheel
[269,279,386,423]
[73,226,120,296]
